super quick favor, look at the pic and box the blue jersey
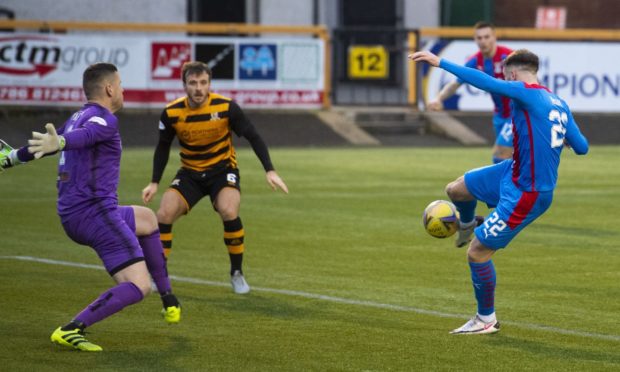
[440,59,589,192]
[56,103,121,217]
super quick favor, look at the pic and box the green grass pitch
[1,146,619,371]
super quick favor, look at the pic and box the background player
[142,61,288,294]
[1,63,181,351]
[409,49,588,334]
[427,21,514,164]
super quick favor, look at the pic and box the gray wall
[404,0,440,28]
[2,0,440,29]
[259,0,314,25]
[1,0,186,23]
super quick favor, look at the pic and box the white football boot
[455,222,476,248]
[450,315,500,335]
[231,270,250,294]
[455,216,484,248]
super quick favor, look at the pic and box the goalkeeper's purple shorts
[61,205,145,275]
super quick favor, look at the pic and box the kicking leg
[446,176,478,248]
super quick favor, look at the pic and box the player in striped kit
[142,61,288,294]
[409,49,589,334]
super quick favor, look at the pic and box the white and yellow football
[422,200,459,238]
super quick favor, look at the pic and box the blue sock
[492,156,504,164]
[469,260,496,316]
[453,200,476,224]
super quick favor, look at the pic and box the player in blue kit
[427,22,514,163]
[0,63,181,351]
[409,49,589,334]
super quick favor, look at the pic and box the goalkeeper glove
[0,139,15,171]
[28,123,65,159]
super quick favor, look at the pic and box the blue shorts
[61,205,144,275]
[493,115,513,147]
[464,160,553,249]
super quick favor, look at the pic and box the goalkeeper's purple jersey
[440,59,589,192]
[56,103,121,217]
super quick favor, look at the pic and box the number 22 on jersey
[549,109,568,148]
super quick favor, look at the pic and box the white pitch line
[2,255,619,342]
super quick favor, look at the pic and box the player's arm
[438,59,528,101]
[229,101,288,193]
[29,118,119,158]
[564,110,589,155]
[142,110,176,203]
[427,81,461,111]
[1,139,45,170]
[409,51,527,101]
[1,122,71,170]
[427,56,477,110]
[51,116,116,153]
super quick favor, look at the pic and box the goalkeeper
[1,63,181,351]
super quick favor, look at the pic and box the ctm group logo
[151,42,192,80]
[0,35,59,77]
[0,35,130,78]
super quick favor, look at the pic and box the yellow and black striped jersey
[151,93,274,183]
[160,93,247,173]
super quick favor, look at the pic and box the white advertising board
[0,33,325,108]
[421,40,620,113]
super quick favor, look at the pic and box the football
[422,200,459,238]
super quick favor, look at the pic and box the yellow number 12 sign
[348,45,388,79]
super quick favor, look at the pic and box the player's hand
[408,51,441,67]
[426,100,444,111]
[28,123,64,159]
[142,182,159,204]
[266,170,288,194]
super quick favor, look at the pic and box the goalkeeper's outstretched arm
[0,123,63,170]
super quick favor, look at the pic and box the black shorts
[169,167,241,210]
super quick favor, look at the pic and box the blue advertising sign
[239,44,277,80]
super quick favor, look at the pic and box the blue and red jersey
[458,45,513,119]
[441,59,589,192]
[56,103,121,217]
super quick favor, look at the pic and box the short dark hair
[474,21,495,30]
[181,61,212,84]
[82,63,118,100]
[504,49,539,74]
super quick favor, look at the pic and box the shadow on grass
[114,335,192,371]
[181,290,440,334]
[182,291,317,320]
[489,334,620,367]
[530,223,619,237]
